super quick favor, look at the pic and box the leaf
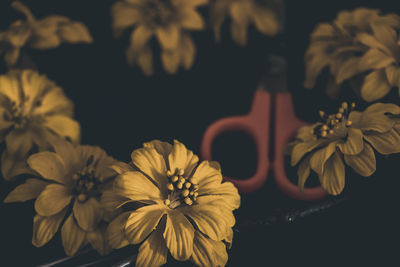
[361,69,391,102]
[344,143,376,177]
[319,152,345,195]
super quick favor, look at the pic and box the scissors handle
[273,92,327,200]
[201,90,271,193]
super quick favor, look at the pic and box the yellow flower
[103,140,240,267]
[304,7,400,98]
[0,1,93,68]
[290,102,400,195]
[111,0,207,75]
[4,138,119,256]
[211,0,281,46]
[0,69,80,180]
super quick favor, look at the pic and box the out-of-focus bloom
[111,0,207,75]
[4,138,119,256]
[210,0,281,46]
[0,69,80,180]
[289,102,400,195]
[103,140,240,267]
[304,8,400,99]
[0,1,93,68]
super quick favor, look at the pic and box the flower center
[145,0,176,26]
[314,102,355,139]
[72,155,100,203]
[164,168,199,208]
[3,97,43,129]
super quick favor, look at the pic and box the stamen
[77,193,87,202]
[167,183,174,191]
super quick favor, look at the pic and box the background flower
[4,138,119,256]
[289,102,400,195]
[103,139,240,267]
[0,1,93,68]
[304,7,400,100]
[0,69,80,180]
[210,0,281,46]
[111,0,207,75]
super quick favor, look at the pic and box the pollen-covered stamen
[165,167,199,208]
[314,102,355,138]
[144,0,176,26]
[72,155,100,202]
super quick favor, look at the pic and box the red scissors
[200,55,327,201]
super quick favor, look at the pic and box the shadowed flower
[210,0,281,46]
[111,0,207,75]
[0,69,80,180]
[4,138,119,256]
[304,7,400,99]
[103,140,240,267]
[289,102,400,195]
[0,1,93,68]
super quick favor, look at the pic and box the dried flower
[0,69,80,180]
[0,1,93,68]
[103,140,240,267]
[304,7,400,99]
[111,0,207,75]
[211,0,281,46]
[290,102,400,195]
[4,138,119,256]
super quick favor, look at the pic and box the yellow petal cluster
[111,0,207,75]
[290,102,400,195]
[103,139,240,267]
[0,1,93,68]
[4,138,119,256]
[304,7,400,100]
[0,69,80,180]
[211,0,281,46]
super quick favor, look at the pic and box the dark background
[1,0,400,266]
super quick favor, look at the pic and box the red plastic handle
[201,90,271,193]
[273,92,327,200]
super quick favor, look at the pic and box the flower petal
[5,130,34,158]
[164,209,194,261]
[4,178,49,203]
[318,152,345,195]
[107,212,130,249]
[191,231,228,267]
[1,151,35,181]
[298,155,311,192]
[34,86,74,117]
[101,188,132,212]
[385,65,400,87]
[44,115,81,144]
[48,137,78,171]
[364,129,400,155]
[180,33,196,70]
[125,204,166,244]
[61,213,86,256]
[338,128,364,155]
[168,140,199,177]
[344,143,376,177]
[73,198,103,231]
[131,147,168,195]
[190,161,222,187]
[181,7,204,30]
[371,23,397,52]
[130,25,154,52]
[87,224,112,256]
[310,141,338,175]
[143,140,172,162]
[156,24,180,50]
[112,2,140,36]
[32,208,67,247]
[231,21,248,46]
[361,69,391,102]
[114,171,163,203]
[180,203,227,241]
[111,161,134,175]
[0,72,21,103]
[136,225,168,267]
[161,49,180,74]
[198,182,240,210]
[358,48,395,72]
[291,139,325,166]
[35,184,72,216]
[28,151,67,184]
[252,8,279,36]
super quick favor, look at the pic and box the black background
[1,0,400,266]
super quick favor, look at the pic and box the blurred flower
[4,138,119,256]
[210,0,281,46]
[304,8,400,99]
[0,1,93,68]
[289,102,400,195]
[0,69,80,180]
[103,140,240,267]
[111,0,207,75]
